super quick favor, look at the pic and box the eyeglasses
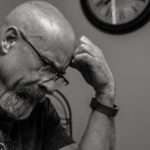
[18,29,69,87]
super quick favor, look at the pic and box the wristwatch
[90,98,119,117]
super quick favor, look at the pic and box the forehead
[25,31,75,73]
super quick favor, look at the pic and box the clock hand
[111,0,117,24]
[132,5,138,13]
[96,0,111,8]
[105,0,111,5]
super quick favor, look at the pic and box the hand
[71,36,115,105]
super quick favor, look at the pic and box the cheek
[17,46,43,71]
[0,46,42,88]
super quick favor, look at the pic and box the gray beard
[0,81,45,120]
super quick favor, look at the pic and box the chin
[11,100,36,120]
[0,81,45,120]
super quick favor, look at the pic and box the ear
[1,26,18,54]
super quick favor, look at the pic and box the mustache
[12,83,45,104]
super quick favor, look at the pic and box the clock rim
[80,0,150,34]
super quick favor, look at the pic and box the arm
[79,92,116,150]
[61,36,117,150]
[79,106,115,150]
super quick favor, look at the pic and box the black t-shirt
[0,98,74,150]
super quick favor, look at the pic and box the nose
[38,77,66,94]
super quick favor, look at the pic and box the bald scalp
[3,1,73,36]
[0,1,75,72]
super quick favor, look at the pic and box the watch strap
[90,98,119,117]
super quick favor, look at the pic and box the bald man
[0,1,118,150]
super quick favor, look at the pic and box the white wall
[1,0,150,150]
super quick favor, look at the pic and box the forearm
[79,112,115,150]
[79,94,116,150]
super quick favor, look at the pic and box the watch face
[80,0,150,34]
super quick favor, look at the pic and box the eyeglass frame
[16,28,69,86]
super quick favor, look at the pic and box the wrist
[90,98,119,117]
[95,85,115,107]
[95,94,114,107]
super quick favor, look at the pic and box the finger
[72,53,93,66]
[80,35,94,46]
[73,44,95,57]
[71,54,92,71]
[73,50,110,76]
[79,35,103,55]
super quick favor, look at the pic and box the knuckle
[80,35,87,42]
[80,44,90,51]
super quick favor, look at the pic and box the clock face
[89,0,149,25]
[80,0,150,34]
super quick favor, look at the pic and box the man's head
[0,1,75,120]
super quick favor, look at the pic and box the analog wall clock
[80,0,150,34]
